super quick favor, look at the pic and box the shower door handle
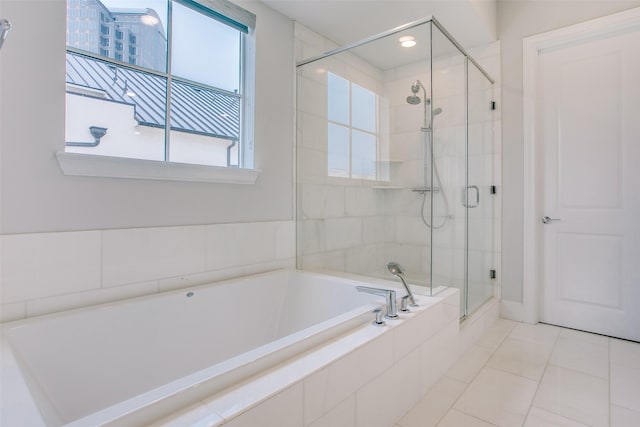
[463,185,480,208]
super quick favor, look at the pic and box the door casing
[522,6,640,325]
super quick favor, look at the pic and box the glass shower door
[467,63,496,315]
[430,25,467,314]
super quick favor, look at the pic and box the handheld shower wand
[387,262,418,307]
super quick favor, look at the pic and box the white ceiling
[261,0,498,57]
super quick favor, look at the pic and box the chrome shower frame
[296,16,494,84]
[295,15,496,310]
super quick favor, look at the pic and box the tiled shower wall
[0,221,295,322]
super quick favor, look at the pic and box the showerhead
[433,107,443,116]
[406,95,421,105]
[406,80,430,106]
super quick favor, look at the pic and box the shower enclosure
[295,17,497,318]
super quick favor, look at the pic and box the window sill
[56,152,261,184]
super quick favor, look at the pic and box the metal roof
[66,52,240,140]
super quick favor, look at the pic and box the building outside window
[65,0,256,169]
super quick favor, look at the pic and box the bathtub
[1,269,403,427]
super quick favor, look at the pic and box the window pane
[169,80,241,166]
[66,0,168,72]
[328,123,349,177]
[171,2,241,93]
[352,84,376,132]
[65,52,167,161]
[352,130,376,180]
[327,73,349,125]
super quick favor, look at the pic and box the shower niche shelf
[371,185,404,190]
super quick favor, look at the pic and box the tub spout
[386,262,418,307]
[356,286,398,319]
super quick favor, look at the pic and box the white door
[538,26,640,342]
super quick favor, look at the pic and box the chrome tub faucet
[356,286,398,319]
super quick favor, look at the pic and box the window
[64,0,256,172]
[327,72,378,180]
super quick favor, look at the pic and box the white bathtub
[1,269,391,427]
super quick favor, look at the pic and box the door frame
[522,6,640,324]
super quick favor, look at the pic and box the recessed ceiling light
[399,36,416,48]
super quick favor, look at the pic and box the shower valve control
[372,308,386,326]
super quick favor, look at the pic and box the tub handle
[372,308,386,326]
[400,295,411,313]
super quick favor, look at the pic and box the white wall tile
[0,302,26,323]
[275,221,295,260]
[345,188,376,217]
[26,280,158,318]
[206,222,279,271]
[304,332,394,425]
[325,218,362,251]
[394,303,444,361]
[1,231,102,304]
[103,226,205,287]
[307,395,355,427]
[223,383,303,427]
[355,348,422,427]
[157,267,246,293]
[421,319,459,394]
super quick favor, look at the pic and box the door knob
[541,216,561,224]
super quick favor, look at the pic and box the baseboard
[500,299,524,322]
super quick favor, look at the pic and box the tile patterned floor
[395,320,640,427]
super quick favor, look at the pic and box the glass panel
[467,62,495,314]
[351,84,376,132]
[65,52,167,161]
[430,25,467,313]
[171,1,241,93]
[327,72,349,125]
[169,80,241,166]
[296,22,432,291]
[351,130,376,179]
[328,123,350,177]
[66,0,168,73]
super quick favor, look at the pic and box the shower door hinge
[490,101,497,111]
[490,185,497,195]
[490,269,497,280]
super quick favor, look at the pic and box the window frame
[60,0,258,184]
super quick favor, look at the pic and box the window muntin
[327,72,378,180]
[65,0,254,169]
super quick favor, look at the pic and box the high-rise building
[66,0,167,72]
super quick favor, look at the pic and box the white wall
[0,0,294,234]
[497,0,640,304]
[0,0,297,321]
